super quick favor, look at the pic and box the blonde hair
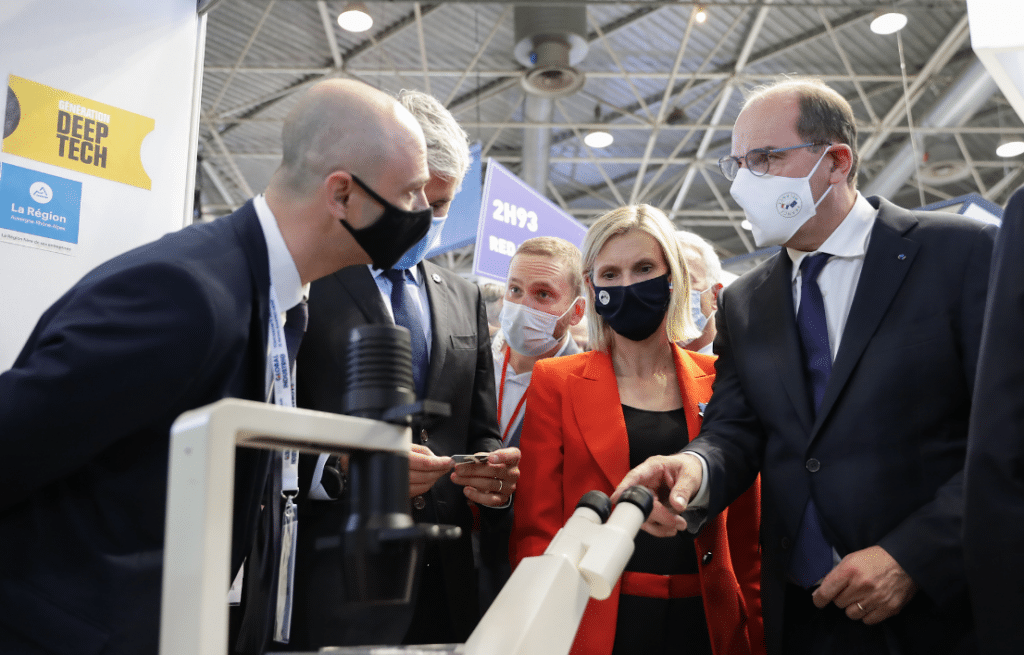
[512,236,583,297]
[582,205,699,353]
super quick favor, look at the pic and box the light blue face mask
[393,214,447,270]
[689,287,714,333]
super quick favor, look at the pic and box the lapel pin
[431,273,442,283]
[897,253,906,260]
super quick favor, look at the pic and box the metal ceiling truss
[198,0,1024,273]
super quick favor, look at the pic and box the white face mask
[729,147,834,248]
[500,298,580,357]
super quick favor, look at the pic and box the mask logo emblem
[598,290,610,305]
[777,192,802,218]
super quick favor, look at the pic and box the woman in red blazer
[511,204,763,655]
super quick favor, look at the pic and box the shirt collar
[370,264,423,286]
[787,191,875,277]
[254,194,309,310]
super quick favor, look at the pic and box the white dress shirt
[254,194,310,397]
[786,192,876,361]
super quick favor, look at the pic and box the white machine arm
[158,398,410,655]
[464,487,654,655]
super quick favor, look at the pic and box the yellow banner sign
[3,75,154,190]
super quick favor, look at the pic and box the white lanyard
[267,284,300,493]
[267,283,299,643]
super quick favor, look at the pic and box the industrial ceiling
[197,0,1024,273]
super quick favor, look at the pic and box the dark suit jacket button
[702,551,713,565]
[781,537,792,549]
[413,495,426,510]
[420,429,429,444]
[806,458,820,473]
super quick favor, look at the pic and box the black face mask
[341,174,433,270]
[593,273,672,342]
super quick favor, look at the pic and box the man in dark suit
[615,78,994,655]
[0,78,433,655]
[290,90,517,649]
[963,185,1024,654]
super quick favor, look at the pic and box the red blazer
[511,345,764,655]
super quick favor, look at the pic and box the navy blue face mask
[593,273,672,342]
[341,174,433,270]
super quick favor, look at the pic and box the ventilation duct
[918,137,972,186]
[863,60,997,198]
[514,5,588,98]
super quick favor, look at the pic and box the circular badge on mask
[776,192,802,218]
[598,290,610,305]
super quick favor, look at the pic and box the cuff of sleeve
[679,452,710,534]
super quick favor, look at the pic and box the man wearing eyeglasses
[615,77,993,655]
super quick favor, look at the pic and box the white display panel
[0,0,204,369]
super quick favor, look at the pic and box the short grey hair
[744,77,859,186]
[676,230,723,288]
[398,89,471,189]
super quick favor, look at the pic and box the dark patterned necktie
[384,269,428,398]
[283,300,308,371]
[791,253,835,588]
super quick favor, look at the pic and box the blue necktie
[791,252,835,588]
[385,269,428,398]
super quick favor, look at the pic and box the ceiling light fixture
[870,9,908,35]
[694,6,708,24]
[584,130,614,149]
[741,219,753,231]
[997,139,1024,158]
[338,2,373,32]
[584,105,613,149]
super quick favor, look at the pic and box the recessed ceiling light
[584,130,614,149]
[870,10,907,35]
[338,2,373,32]
[741,219,753,231]
[695,6,708,24]
[996,140,1024,158]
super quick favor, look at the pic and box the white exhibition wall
[0,0,204,369]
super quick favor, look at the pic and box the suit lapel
[672,345,713,441]
[753,254,816,431]
[812,201,919,436]
[569,352,629,489]
[421,262,449,397]
[330,265,390,324]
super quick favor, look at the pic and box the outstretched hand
[611,453,703,537]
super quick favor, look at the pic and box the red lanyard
[498,347,529,446]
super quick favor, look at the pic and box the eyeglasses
[717,142,831,181]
